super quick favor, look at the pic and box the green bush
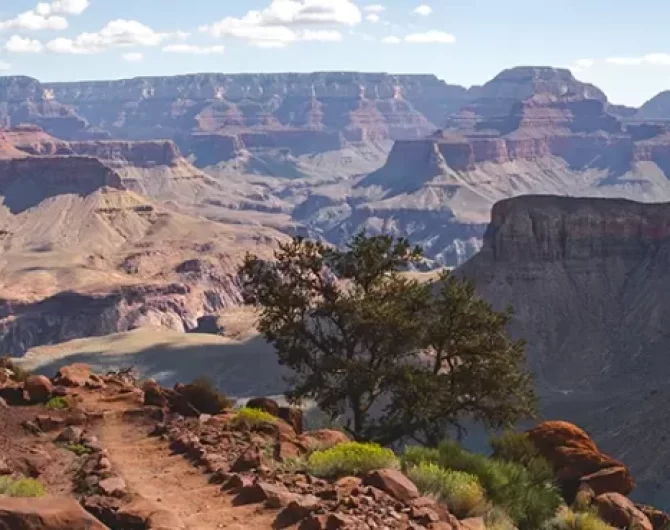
[307,441,398,478]
[401,441,563,530]
[490,430,555,484]
[0,476,46,497]
[485,507,518,530]
[182,377,234,414]
[406,462,486,518]
[46,396,69,410]
[232,406,278,426]
[543,507,615,530]
[64,443,93,456]
[490,430,539,464]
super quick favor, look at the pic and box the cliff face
[0,73,473,150]
[458,195,670,509]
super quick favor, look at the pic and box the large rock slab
[0,496,110,530]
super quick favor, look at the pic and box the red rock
[24,375,52,403]
[0,458,10,475]
[300,429,350,451]
[581,466,634,497]
[246,397,280,416]
[594,493,652,530]
[637,505,670,530]
[54,364,91,387]
[278,407,304,434]
[55,426,83,444]
[36,415,65,432]
[527,421,633,499]
[363,468,420,502]
[98,476,127,497]
[230,445,263,472]
[0,496,110,529]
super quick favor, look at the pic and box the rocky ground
[1,358,669,530]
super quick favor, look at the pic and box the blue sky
[1,0,670,106]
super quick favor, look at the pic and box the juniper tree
[240,233,536,444]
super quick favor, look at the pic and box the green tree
[240,233,536,444]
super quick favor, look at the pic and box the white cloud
[301,29,342,41]
[363,4,385,12]
[4,35,43,53]
[405,30,454,43]
[413,4,433,16]
[366,13,380,23]
[0,0,89,31]
[0,11,67,31]
[200,0,360,47]
[163,44,225,54]
[606,53,670,66]
[46,19,172,54]
[36,0,89,16]
[381,35,401,44]
[0,61,10,70]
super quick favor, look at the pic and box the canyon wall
[458,194,670,509]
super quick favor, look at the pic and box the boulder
[362,468,420,502]
[53,364,92,387]
[246,397,280,417]
[98,476,127,497]
[230,445,263,472]
[594,492,652,530]
[117,497,185,530]
[24,376,53,403]
[300,429,349,451]
[0,496,110,529]
[527,421,634,500]
[278,407,304,434]
[637,505,670,530]
[580,466,634,497]
[55,426,83,444]
[142,380,168,407]
[36,416,65,432]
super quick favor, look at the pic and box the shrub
[402,441,563,530]
[543,507,615,530]
[406,462,486,518]
[182,377,234,414]
[46,396,69,410]
[490,430,555,484]
[485,506,517,530]
[64,443,93,456]
[307,441,398,478]
[0,476,46,497]
[490,430,539,465]
[232,407,278,426]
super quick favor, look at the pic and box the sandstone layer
[0,127,286,355]
[458,194,670,509]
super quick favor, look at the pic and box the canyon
[458,195,670,509]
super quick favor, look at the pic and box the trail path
[90,395,277,530]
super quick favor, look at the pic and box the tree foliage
[240,233,536,445]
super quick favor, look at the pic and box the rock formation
[0,126,286,354]
[458,194,670,509]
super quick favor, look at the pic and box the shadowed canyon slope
[458,194,670,509]
[0,126,286,355]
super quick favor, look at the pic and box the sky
[1,0,670,107]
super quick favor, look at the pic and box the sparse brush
[46,396,69,410]
[406,462,486,518]
[401,440,563,530]
[231,407,278,427]
[275,455,309,474]
[181,377,234,414]
[63,443,93,456]
[0,356,31,383]
[543,507,615,530]
[485,506,518,530]
[0,476,46,497]
[307,441,398,479]
[490,430,539,465]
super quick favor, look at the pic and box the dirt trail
[93,401,277,530]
